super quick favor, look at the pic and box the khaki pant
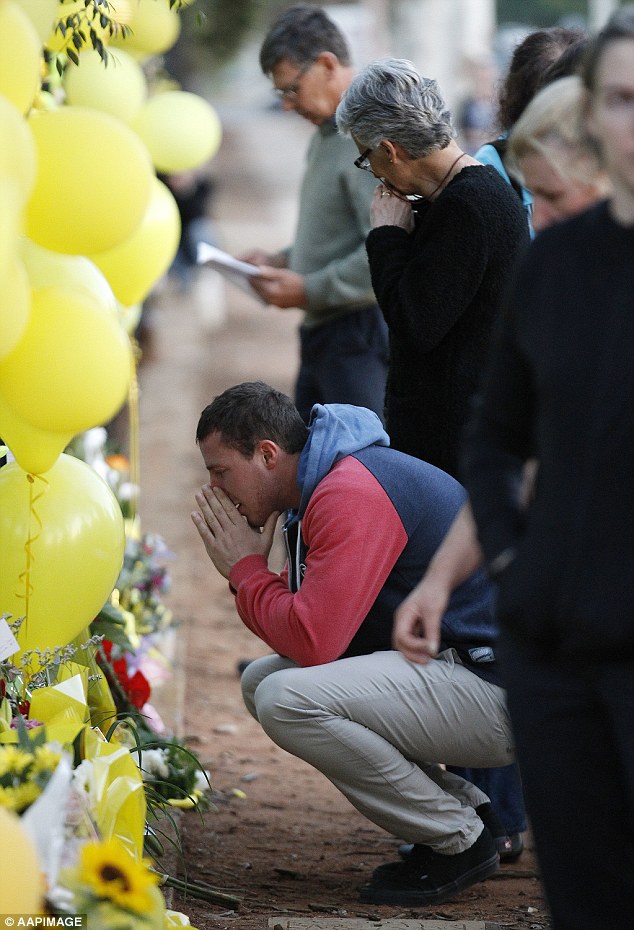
[241,648,514,854]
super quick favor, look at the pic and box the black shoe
[361,828,499,907]
[475,802,524,863]
[398,803,524,864]
[376,843,434,878]
[397,836,523,864]
[499,831,524,862]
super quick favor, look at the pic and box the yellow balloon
[110,0,180,57]
[0,177,23,284]
[0,0,41,114]
[90,176,180,306]
[25,107,153,255]
[0,255,30,361]
[0,454,125,656]
[14,0,59,41]
[0,285,132,433]
[0,808,44,911]
[0,96,37,203]
[0,388,72,474]
[133,91,222,173]
[20,238,118,317]
[63,47,148,125]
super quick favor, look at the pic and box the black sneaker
[475,802,524,863]
[360,828,499,906]
[398,802,524,864]
[374,843,434,878]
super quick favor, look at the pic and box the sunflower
[78,837,159,914]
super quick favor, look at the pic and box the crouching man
[191,381,514,906]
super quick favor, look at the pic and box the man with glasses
[241,5,388,424]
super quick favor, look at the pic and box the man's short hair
[196,382,309,457]
[260,4,350,75]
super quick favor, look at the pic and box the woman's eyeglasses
[354,149,373,172]
[354,147,422,203]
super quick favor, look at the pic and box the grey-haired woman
[336,58,529,478]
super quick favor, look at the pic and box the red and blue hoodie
[228,404,499,683]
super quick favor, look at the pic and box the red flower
[117,666,151,709]
[100,639,151,709]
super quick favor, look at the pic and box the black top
[464,200,634,657]
[366,165,529,478]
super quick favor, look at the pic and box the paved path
[136,101,311,734]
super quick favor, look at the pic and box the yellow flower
[12,781,42,813]
[0,746,32,778]
[0,785,17,810]
[0,782,41,813]
[31,744,62,776]
[78,838,159,914]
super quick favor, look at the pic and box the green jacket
[289,119,377,328]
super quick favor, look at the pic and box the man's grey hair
[336,58,455,158]
[260,4,350,76]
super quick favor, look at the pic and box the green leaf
[91,610,136,653]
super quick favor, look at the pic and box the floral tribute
[57,837,164,929]
[0,0,229,920]
[0,732,62,815]
[0,446,217,919]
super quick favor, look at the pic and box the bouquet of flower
[139,742,211,810]
[0,614,104,733]
[116,532,174,637]
[0,733,63,815]
[52,836,164,929]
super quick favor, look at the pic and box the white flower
[118,481,139,502]
[71,759,94,794]
[194,769,211,792]
[82,427,108,465]
[140,748,170,780]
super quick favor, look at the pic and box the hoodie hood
[295,404,389,518]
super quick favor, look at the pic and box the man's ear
[258,440,279,468]
[316,50,338,74]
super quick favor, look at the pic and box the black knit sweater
[464,201,634,657]
[366,165,529,478]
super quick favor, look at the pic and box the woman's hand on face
[370,184,415,232]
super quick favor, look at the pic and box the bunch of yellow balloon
[0,77,129,657]
[0,0,221,662]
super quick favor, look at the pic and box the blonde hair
[507,76,609,193]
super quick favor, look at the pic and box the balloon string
[128,337,141,522]
[16,473,49,624]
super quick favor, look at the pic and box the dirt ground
[134,102,553,930]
